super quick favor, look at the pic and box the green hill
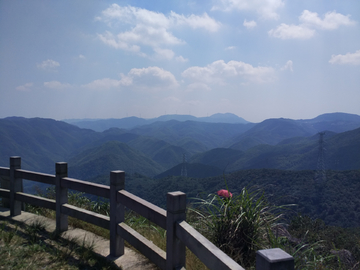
[228,118,316,151]
[0,117,99,172]
[227,127,360,171]
[189,148,244,172]
[123,169,360,228]
[68,141,164,179]
[130,120,254,150]
[154,162,223,179]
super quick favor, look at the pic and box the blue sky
[1,0,359,122]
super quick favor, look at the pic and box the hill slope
[0,117,99,172]
[130,120,254,151]
[68,141,164,179]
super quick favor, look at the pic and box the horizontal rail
[0,167,10,178]
[62,203,110,229]
[0,188,10,199]
[15,169,55,185]
[118,190,167,229]
[176,221,245,270]
[16,192,56,210]
[62,177,110,198]
[118,222,166,270]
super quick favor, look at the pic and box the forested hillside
[107,169,360,228]
[1,113,360,176]
[1,114,360,229]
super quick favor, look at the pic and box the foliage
[288,215,360,269]
[192,186,285,268]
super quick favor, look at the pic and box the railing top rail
[62,177,110,198]
[0,167,10,177]
[176,220,245,270]
[119,190,167,229]
[15,169,55,185]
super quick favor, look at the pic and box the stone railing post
[10,156,22,216]
[256,248,294,270]
[110,170,125,257]
[166,191,186,270]
[56,162,68,233]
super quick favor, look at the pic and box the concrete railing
[0,156,294,270]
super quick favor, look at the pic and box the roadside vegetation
[2,184,360,269]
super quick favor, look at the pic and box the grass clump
[192,186,284,268]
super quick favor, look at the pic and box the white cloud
[281,60,293,71]
[225,46,236,50]
[169,11,221,32]
[329,50,360,65]
[269,10,356,40]
[97,4,220,59]
[268,23,315,39]
[243,19,257,29]
[212,0,284,20]
[16,82,33,91]
[182,60,276,85]
[153,47,175,60]
[175,55,188,62]
[300,10,356,30]
[82,66,178,92]
[36,59,60,70]
[78,54,86,59]
[81,78,125,90]
[186,82,211,92]
[127,66,178,91]
[43,81,71,89]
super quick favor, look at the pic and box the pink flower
[217,189,233,198]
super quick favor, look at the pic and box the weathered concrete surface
[0,207,159,270]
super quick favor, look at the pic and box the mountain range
[1,112,360,180]
[64,113,250,132]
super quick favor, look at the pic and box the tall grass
[191,186,285,268]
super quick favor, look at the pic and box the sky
[0,0,359,123]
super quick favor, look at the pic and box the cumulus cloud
[175,55,188,62]
[243,19,257,29]
[81,78,126,90]
[300,10,356,30]
[78,54,86,59]
[36,59,60,70]
[16,82,33,91]
[186,82,211,92]
[329,50,360,65]
[127,66,179,91]
[212,0,284,20]
[43,81,71,89]
[268,24,315,39]
[225,46,236,50]
[82,66,178,92]
[269,10,356,40]
[153,47,175,60]
[96,4,220,58]
[182,60,276,87]
[281,60,293,71]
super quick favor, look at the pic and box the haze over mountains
[1,112,360,180]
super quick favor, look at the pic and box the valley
[1,112,360,228]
